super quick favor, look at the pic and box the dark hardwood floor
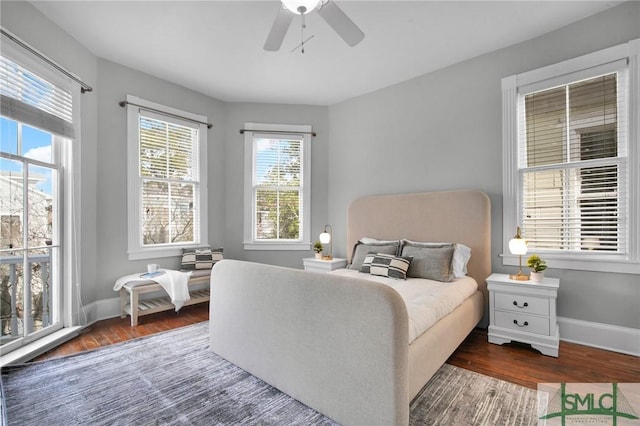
[447,328,640,388]
[35,303,640,390]
[33,303,210,361]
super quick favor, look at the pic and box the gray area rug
[1,322,536,425]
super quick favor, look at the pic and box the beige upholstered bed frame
[210,190,491,425]
[347,190,491,399]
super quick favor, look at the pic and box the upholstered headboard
[346,190,492,299]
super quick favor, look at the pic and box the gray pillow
[349,241,400,270]
[401,239,471,278]
[401,243,454,282]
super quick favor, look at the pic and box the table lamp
[319,225,332,260]
[508,226,529,281]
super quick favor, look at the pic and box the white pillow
[452,243,471,278]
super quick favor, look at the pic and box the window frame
[0,38,82,357]
[502,39,640,274]
[243,122,311,251]
[126,95,208,260]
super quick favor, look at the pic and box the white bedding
[330,269,478,344]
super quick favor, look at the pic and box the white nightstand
[303,257,347,273]
[487,273,560,357]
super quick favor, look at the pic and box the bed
[209,189,491,425]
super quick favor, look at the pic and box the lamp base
[322,255,333,260]
[509,272,529,281]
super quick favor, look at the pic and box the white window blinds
[242,123,311,251]
[519,71,628,253]
[138,111,200,246]
[253,135,303,241]
[0,54,74,138]
[126,95,208,260]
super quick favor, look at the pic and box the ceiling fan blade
[317,0,364,47]
[264,6,294,51]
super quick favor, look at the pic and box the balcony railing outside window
[0,251,52,343]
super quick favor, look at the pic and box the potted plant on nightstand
[313,241,323,259]
[527,254,547,282]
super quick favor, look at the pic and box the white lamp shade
[319,232,331,244]
[508,238,528,256]
[282,0,320,14]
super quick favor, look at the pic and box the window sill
[501,254,640,275]
[128,243,209,261]
[243,242,311,251]
[0,326,82,367]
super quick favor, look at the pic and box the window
[1,42,80,355]
[502,39,640,273]
[243,123,311,250]
[125,95,208,260]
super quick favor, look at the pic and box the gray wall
[2,1,638,330]
[88,61,329,301]
[327,2,640,329]
[94,59,227,302]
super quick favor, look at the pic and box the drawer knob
[512,301,529,308]
[513,319,529,327]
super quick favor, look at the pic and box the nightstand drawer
[494,311,550,336]
[495,292,549,316]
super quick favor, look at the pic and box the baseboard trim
[83,297,121,325]
[85,284,209,325]
[558,316,640,356]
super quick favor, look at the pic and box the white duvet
[330,269,478,344]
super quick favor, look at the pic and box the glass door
[1,117,62,352]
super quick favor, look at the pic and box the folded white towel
[114,269,192,311]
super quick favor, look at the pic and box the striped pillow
[362,253,412,280]
[181,247,223,270]
[359,253,377,274]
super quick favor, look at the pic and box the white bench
[119,269,211,326]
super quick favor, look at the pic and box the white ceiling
[31,0,622,106]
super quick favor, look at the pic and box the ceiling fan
[264,0,365,52]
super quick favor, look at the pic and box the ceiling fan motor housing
[282,0,321,15]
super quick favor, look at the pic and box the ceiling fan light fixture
[282,0,321,15]
[265,0,364,52]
